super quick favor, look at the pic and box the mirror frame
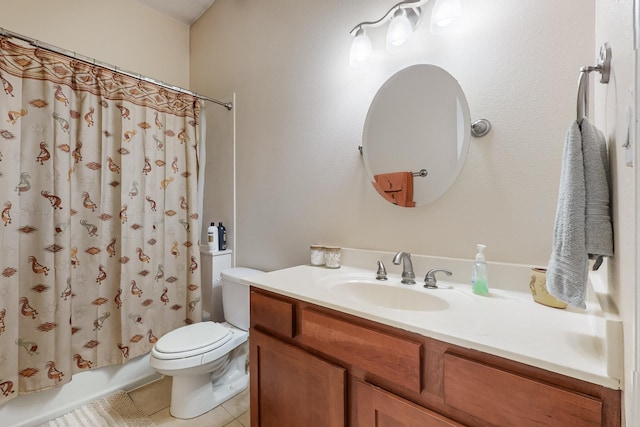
[362,64,471,207]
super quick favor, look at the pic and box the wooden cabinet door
[250,329,346,427]
[352,379,463,427]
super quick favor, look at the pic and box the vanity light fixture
[349,0,463,65]
[430,0,463,35]
[349,28,374,67]
[386,9,413,50]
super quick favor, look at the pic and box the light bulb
[349,28,373,66]
[430,0,462,35]
[386,9,413,51]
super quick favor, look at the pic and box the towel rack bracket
[577,43,612,123]
[597,44,611,83]
[581,44,611,84]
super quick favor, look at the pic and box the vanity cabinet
[249,287,621,427]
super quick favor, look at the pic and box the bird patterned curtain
[0,37,202,403]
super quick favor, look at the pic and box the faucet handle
[376,260,388,280]
[424,268,453,289]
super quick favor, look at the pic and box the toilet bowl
[150,266,264,419]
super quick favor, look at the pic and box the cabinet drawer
[250,290,295,338]
[443,353,603,427]
[300,307,422,393]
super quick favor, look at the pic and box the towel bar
[412,169,428,177]
[576,44,611,123]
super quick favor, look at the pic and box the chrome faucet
[392,252,416,284]
[424,268,452,289]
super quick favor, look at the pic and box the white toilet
[150,267,264,419]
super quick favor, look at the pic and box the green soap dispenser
[471,244,489,295]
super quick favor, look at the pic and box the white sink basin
[318,273,469,312]
[331,281,450,311]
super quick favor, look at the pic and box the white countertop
[249,264,622,390]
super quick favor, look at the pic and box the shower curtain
[0,37,202,403]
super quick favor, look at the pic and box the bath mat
[38,390,156,427]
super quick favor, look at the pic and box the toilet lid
[154,322,232,358]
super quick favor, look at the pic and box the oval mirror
[362,64,471,207]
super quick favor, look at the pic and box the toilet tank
[221,267,265,330]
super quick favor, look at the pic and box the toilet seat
[152,322,232,360]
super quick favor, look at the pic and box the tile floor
[127,376,250,427]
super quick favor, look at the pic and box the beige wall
[1,0,190,87]
[595,1,637,424]
[192,1,637,422]
[1,0,635,424]
[190,0,594,270]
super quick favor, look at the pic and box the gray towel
[546,119,613,308]
[582,119,613,258]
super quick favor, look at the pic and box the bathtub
[0,352,160,427]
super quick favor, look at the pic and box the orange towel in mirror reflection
[372,172,415,207]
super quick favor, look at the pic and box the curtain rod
[0,27,233,111]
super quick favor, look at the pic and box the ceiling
[137,0,215,25]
